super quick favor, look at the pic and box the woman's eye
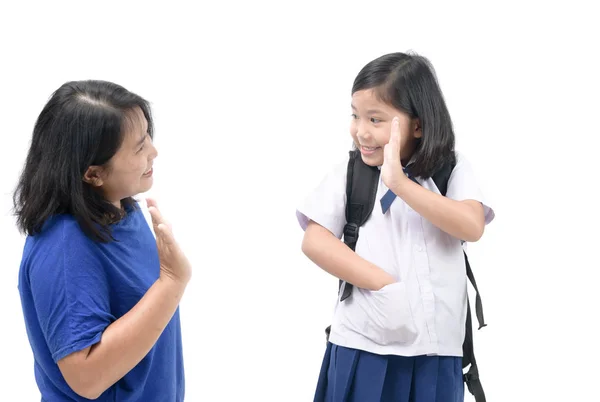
[138,135,149,152]
[370,117,381,124]
[351,114,358,119]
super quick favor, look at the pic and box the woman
[14,80,190,401]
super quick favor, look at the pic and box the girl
[14,80,190,401]
[297,52,494,401]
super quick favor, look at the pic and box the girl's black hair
[352,52,456,178]
[13,80,154,242]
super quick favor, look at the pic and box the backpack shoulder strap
[326,150,380,338]
[431,159,455,196]
[345,149,380,234]
[339,149,380,301]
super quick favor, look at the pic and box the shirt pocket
[340,282,418,345]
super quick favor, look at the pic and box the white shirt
[297,151,495,357]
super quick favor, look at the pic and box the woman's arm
[58,277,186,399]
[58,200,191,399]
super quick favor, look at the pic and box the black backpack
[325,149,487,402]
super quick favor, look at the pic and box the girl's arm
[302,220,396,291]
[392,178,485,242]
[382,117,485,242]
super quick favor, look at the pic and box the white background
[1,1,598,401]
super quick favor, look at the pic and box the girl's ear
[413,119,423,139]
[83,166,105,187]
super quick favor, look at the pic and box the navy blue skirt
[314,343,464,402]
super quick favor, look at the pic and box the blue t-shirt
[18,203,184,401]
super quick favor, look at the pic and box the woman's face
[85,107,158,207]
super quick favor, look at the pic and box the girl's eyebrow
[351,104,386,115]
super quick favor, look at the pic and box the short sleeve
[28,223,115,363]
[445,152,495,225]
[296,154,349,239]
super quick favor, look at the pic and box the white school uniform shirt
[297,151,495,357]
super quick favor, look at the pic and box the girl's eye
[351,114,358,119]
[370,117,381,124]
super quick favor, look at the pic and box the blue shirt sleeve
[28,221,115,363]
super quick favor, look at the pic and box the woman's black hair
[13,80,154,242]
[352,52,456,178]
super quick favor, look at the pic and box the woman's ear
[413,119,423,139]
[83,166,105,187]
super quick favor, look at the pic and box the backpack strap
[465,253,486,332]
[431,161,453,197]
[325,149,379,339]
[462,253,487,402]
[338,150,380,301]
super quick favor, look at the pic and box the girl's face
[350,89,421,167]
[85,107,158,208]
